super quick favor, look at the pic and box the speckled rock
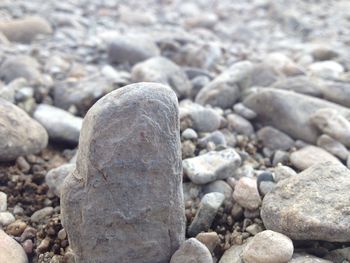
[131,56,191,98]
[183,149,241,184]
[261,162,350,242]
[0,16,52,43]
[61,83,185,263]
[33,104,83,144]
[170,238,213,263]
[290,145,340,170]
[242,230,293,263]
[0,99,48,162]
[0,229,28,263]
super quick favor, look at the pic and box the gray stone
[233,103,257,120]
[0,212,15,226]
[108,35,160,65]
[198,131,226,148]
[183,149,241,184]
[325,247,350,263]
[131,57,191,98]
[272,150,289,166]
[219,243,248,263]
[46,164,76,197]
[309,61,344,79]
[201,180,233,200]
[182,128,198,140]
[0,16,52,43]
[233,177,261,210]
[0,56,42,84]
[179,101,221,133]
[257,126,294,151]
[317,134,349,160]
[242,230,293,263]
[290,145,340,170]
[34,104,83,144]
[0,192,7,212]
[53,75,113,115]
[272,76,323,97]
[243,88,350,144]
[61,83,185,263]
[0,99,48,161]
[310,108,350,147]
[188,192,225,237]
[261,162,350,242]
[195,61,253,108]
[318,81,350,107]
[273,165,297,182]
[170,238,213,263]
[227,114,254,136]
[259,181,276,196]
[290,253,332,263]
[250,63,280,87]
[0,229,28,263]
[30,207,54,223]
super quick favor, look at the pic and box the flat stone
[0,55,42,84]
[227,114,254,136]
[0,99,48,162]
[257,126,294,151]
[242,230,293,263]
[310,108,350,147]
[0,229,28,263]
[243,88,350,144]
[290,145,340,170]
[30,207,54,223]
[272,76,323,97]
[107,34,160,65]
[317,134,349,160]
[183,149,241,184]
[33,104,83,144]
[196,232,219,253]
[290,253,332,263]
[61,83,185,263]
[195,61,253,108]
[170,238,213,263]
[131,56,191,98]
[261,162,350,242]
[179,101,222,133]
[188,192,225,237]
[0,16,52,43]
[46,164,76,197]
[233,177,261,210]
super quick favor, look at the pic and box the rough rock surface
[261,162,350,242]
[0,98,48,161]
[61,83,185,263]
[170,238,213,263]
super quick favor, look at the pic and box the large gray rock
[183,149,241,184]
[0,16,52,43]
[0,99,48,161]
[33,104,83,144]
[107,35,160,65]
[170,238,213,263]
[195,61,253,108]
[243,88,350,144]
[0,229,28,263]
[61,83,185,263]
[131,56,191,98]
[261,162,350,242]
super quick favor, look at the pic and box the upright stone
[61,82,185,263]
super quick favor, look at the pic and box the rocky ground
[1,0,350,262]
